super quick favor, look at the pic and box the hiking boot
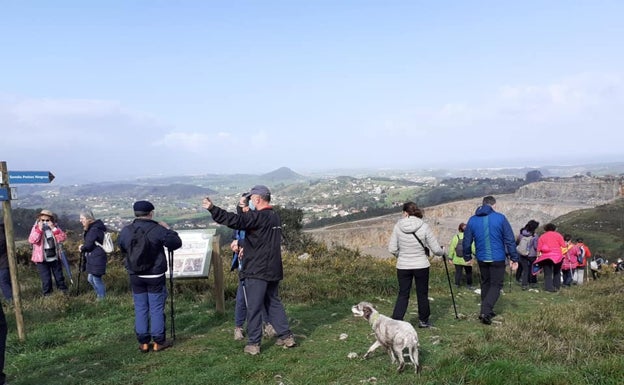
[139,343,150,353]
[153,340,173,352]
[478,314,492,325]
[263,323,277,338]
[244,344,260,355]
[234,327,244,341]
[275,335,297,348]
[418,320,433,328]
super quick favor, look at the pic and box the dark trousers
[520,256,537,287]
[478,261,506,316]
[454,264,473,286]
[0,268,12,301]
[562,269,574,286]
[244,278,292,345]
[392,268,430,323]
[542,260,562,291]
[36,260,68,295]
[0,304,6,384]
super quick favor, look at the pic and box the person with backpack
[574,238,591,285]
[535,223,565,292]
[118,200,182,353]
[463,196,518,325]
[203,185,296,355]
[561,234,579,287]
[448,223,475,290]
[78,209,109,300]
[516,220,539,291]
[28,209,69,296]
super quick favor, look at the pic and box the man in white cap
[203,185,296,355]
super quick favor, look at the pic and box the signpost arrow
[8,171,55,184]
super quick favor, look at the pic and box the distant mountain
[260,167,305,182]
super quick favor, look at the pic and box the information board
[167,228,216,278]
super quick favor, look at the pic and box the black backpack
[127,223,158,273]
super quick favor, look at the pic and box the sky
[1,1,623,184]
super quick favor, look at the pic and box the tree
[525,170,543,183]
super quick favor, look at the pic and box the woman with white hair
[78,209,108,300]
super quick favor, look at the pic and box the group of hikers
[387,195,598,327]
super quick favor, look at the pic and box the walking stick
[77,251,84,294]
[442,254,459,319]
[168,249,176,341]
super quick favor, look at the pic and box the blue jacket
[463,205,518,263]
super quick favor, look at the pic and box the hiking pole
[168,249,176,341]
[77,251,84,295]
[442,253,459,319]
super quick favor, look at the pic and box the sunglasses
[41,219,51,222]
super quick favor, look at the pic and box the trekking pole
[77,251,84,294]
[168,249,176,341]
[442,253,459,319]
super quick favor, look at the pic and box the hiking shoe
[153,340,173,352]
[234,327,244,341]
[479,314,492,325]
[275,335,297,348]
[418,320,433,328]
[139,343,150,353]
[263,323,277,338]
[244,344,260,355]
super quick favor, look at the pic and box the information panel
[167,228,216,278]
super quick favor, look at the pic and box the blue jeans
[478,261,506,316]
[0,268,12,301]
[244,278,291,345]
[392,268,430,323]
[130,275,168,344]
[36,260,68,295]
[88,274,106,299]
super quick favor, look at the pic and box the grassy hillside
[555,198,624,258]
[4,245,624,385]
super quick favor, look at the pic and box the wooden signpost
[1,162,56,341]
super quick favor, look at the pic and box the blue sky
[1,1,622,183]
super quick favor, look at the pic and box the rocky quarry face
[306,177,624,258]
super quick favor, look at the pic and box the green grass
[5,251,624,385]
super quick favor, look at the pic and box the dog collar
[369,312,380,325]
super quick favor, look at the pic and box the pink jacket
[28,224,67,263]
[561,244,579,271]
[536,231,565,265]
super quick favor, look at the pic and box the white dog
[351,301,421,373]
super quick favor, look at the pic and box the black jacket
[0,224,7,270]
[118,218,182,275]
[209,205,283,282]
[81,219,108,276]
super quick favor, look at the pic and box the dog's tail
[408,336,421,374]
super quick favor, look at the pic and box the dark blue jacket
[81,219,108,276]
[118,218,182,275]
[463,205,518,263]
[209,205,283,282]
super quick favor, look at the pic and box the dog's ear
[363,304,373,320]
